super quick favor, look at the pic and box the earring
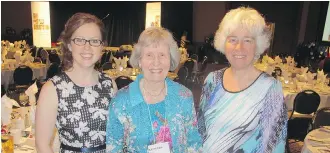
[254,54,260,61]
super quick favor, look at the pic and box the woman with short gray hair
[198,7,287,153]
[106,27,202,152]
[129,27,180,72]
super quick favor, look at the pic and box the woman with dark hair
[36,13,117,153]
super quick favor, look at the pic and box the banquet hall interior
[1,1,330,153]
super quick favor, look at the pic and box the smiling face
[225,28,257,70]
[139,43,171,83]
[68,23,103,70]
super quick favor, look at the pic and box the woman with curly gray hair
[198,7,287,153]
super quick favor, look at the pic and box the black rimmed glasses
[71,38,103,47]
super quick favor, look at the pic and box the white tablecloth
[301,127,330,153]
[1,63,47,90]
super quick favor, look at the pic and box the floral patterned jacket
[106,74,202,153]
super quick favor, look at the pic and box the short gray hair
[214,7,270,59]
[130,27,180,71]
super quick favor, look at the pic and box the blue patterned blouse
[198,68,288,153]
[106,74,202,153]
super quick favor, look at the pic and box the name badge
[147,142,171,153]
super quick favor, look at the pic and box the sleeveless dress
[50,72,115,153]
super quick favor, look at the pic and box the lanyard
[146,82,168,144]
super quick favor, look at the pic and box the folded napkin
[25,81,38,105]
[282,70,291,83]
[1,47,8,61]
[300,67,309,75]
[1,95,20,125]
[285,56,293,64]
[113,57,122,70]
[274,56,282,65]
[14,50,22,64]
[267,57,275,65]
[121,56,129,69]
[265,65,275,75]
[290,78,299,92]
[317,69,328,85]
[288,57,296,67]
[307,72,317,85]
[262,55,270,64]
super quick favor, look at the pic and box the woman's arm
[197,72,214,140]
[106,99,124,153]
[35,81,58,153]
[185,94,203,152]
[263,81,288,153]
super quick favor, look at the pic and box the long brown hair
[58,12,106,71]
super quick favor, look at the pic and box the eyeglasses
[71,38,103,47]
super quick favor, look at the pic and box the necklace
[142,79,166,98]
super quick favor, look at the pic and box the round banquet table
[301,127,330,153]
[103,68,178,80]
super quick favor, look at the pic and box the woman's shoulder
[49,72,66,82]
[168,79,193,97]
[112,85,130,100]
[203,68,226,86]
[258,72,282,89]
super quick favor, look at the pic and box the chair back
[100,51,109,66]
[49,52,61,65]
[183,59,195,79]
[13,65,33,85]
[190,54,199,62]
[1,85,6,97]
[312,107,330,129]
[177,66,188,85]
[323,57,330,73]
[40,49,49,63]
[47,63,61,79]
[115,76,133,89]
[290,90,321,118]
[200,56,208,72]
[101,62,114,71]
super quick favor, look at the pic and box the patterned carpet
[288,139,304,153]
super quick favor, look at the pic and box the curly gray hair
[214,7,270,60]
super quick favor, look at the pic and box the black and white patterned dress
[50,72,115,153]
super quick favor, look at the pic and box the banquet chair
[40,49,49,64]
[100,51,110,66]
[192,56,208,85]
[288,90,321,120]
[33,57,42,63]
[190,54,199,62]
[6,85,30,107]
[47,63,61,80]
[101,62,114,71]
[49,51,61,65]
[287,90,321,141]
[312,107,330,130]
[183,59,195,81]
[174,66,188,86]
[1,85,6,97]
[115,76,133,90]
[13,65,33,86]
[323,57,330,74]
